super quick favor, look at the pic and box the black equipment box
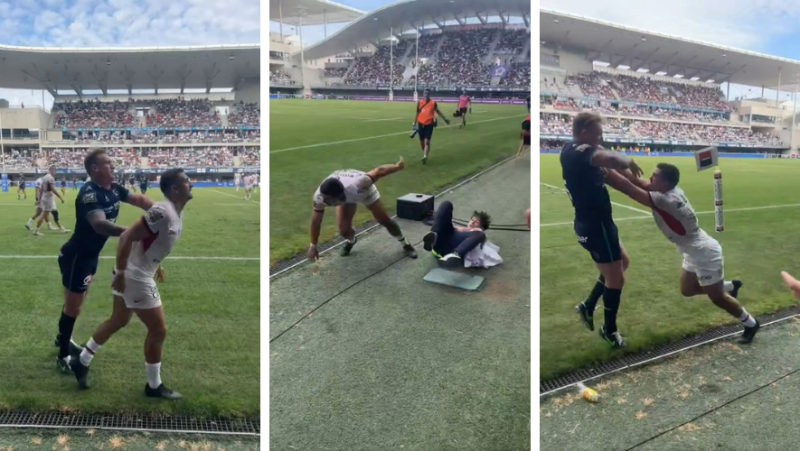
[397,193,435,221]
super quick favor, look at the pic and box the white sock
[397,236,409,246]
[739,309,757,328]
[79,338,101,366]
[26,218,32,225]
[146,362,162,389]
[723,281,734,292]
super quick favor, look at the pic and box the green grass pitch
[0,185,259,417]
[269,99,529,264]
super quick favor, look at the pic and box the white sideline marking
[270,114,526,153]
[366,117,403,122]
[0,255,259,261]
[540,182,651,216]
[541,202,800,227]
[210,189,260,204]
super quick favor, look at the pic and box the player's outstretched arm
[366,157,405,183]
[618,168,652,190]
[591,150,643,178]
[125,193,154,211]
[604,170,653,208]
[308,208,325,261]
[434,104,450,124]
[87,211,126,237]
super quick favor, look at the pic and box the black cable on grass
[270,238,423,343]
[624,366,800,450]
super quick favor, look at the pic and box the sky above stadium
[543,0,800,103]
[0,0,260,108]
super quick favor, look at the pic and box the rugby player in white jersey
[234,173,241,192]
[253,173,259,194]
[26,176,54,231]
[27,175,58,231]
[308,157,417,261]
[32,166,69,235]
[604,163,759,343]
[243,174,253,200]
[70,168,191,398]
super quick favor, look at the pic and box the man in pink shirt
[457,91,471,129]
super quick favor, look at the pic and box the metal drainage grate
[0,410,259,436]
[540,305,800,397]
[269,155,517,278]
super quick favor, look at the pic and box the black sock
[58,311,76,359]
[582,275,605,314]
[602,287,622,334]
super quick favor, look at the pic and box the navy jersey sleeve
[114,183,130,202]
[574,143,599,166]
[77,187,103,218]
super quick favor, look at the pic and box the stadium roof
[0,44,260,95]
[270,0,365,26]
[541,9,800,89]
[303,0,530,60]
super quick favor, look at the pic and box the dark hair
[84,148,107,174]
[656,163,680,187]
[160,168,185,194]
[473,211,491,230]
[572,112,603,136]
[319,178,345,197]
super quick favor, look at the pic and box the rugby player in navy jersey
[54,148,154,371]
[561,112,642,348]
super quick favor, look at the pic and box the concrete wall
[0,108,49,129]
[555,48,592,74]
[234,78,261,104]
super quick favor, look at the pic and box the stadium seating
[227,101,260,126]
[270,70,295,85]
[539,113,782,147]
[324,68,347,78]
[54,100,135,128]
[559,70,732,112]
[345,41,407,86]
[2,145,261,170]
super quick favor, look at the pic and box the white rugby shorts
[41,197,56,212]
[112,275,162,310]
[681,240,724,287]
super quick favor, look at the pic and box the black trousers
[431,201,484,256]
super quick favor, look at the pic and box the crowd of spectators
[495,29,529,54]
[499,62,531,87]
[241,146,260,166]
[542,98,731,123]
[54,128,259,144]
[415,34,440,58]
[54,100,135,128]
[228,101,260,126]
[270,70,295,85]
[345,41,407,86]
[2,146,261,169]
[539,113,782,147]
[416,29,495,86]
[324,67,347,78]
[145,98,220,127]
[565,71,732,111]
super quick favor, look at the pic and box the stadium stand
[540,113,782,147]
